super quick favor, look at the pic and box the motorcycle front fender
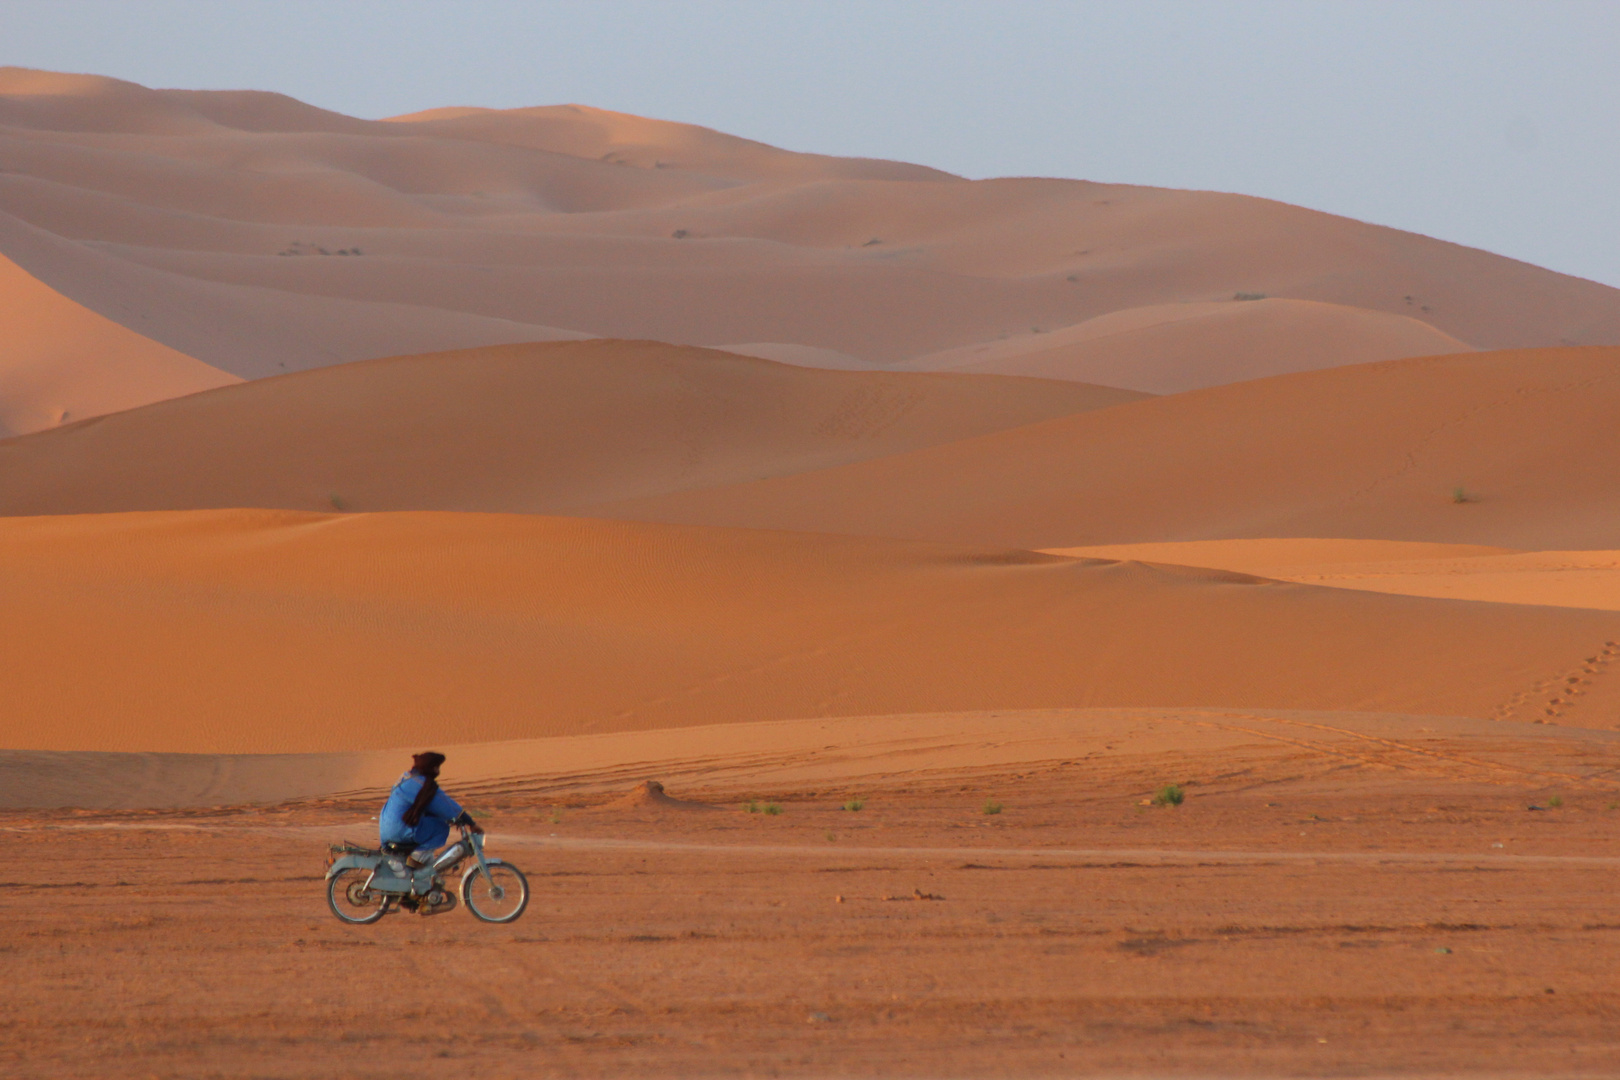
[460,857,507,886]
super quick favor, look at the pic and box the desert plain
[4,66,1620,1078]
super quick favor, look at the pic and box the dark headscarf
[402,751,446,827]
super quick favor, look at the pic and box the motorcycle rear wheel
[461,863,529,923]
[327,868,388,925]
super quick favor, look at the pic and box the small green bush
[743,800,761,814]
[763,803,783,816]
[982,800,1003,815]
[842,799,865,812]
[1548,794,1564,808]
[1152,784,1185,807]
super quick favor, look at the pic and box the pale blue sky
[5,0,1618,286]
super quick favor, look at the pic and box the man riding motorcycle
[379,751,481,875]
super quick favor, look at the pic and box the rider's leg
[405,818,451,868]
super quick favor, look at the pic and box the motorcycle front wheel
[327,867,388,925]
[461,863,529,923]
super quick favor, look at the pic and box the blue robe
[379,773,465,852]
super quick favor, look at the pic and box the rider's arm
[426,785,465,822]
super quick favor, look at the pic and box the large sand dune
[598,347,1620,551]
[0,210,587,379]
[0,251,236,436]
[382,102,956,185]
[897,298,1474,392]
[0,339,1142,516]
[2,509,1617,755]
[2,66,1617,414]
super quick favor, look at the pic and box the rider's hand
[468,818,484,834]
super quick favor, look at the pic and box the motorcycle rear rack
[327,840,380,866]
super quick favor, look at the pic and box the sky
[5,0,1618,287]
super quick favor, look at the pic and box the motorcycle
[325,821,529,925]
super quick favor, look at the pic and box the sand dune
[383,103,956,184]
[15,64,1620,1080]
[1,66,1616,406]
[0,250,237,436]
[1,509,1618,755]
[6,706,1616,810]
[0,211,587,379]
[1047,538,1518,568]
[716,342,878,370]
[0,339,1142,516]
[597,347,1620,552]
[1051,539,1620,613]
[897,298,1474,392]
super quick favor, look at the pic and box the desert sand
[8,715,1620,1076]
[1051,539,1620,612]
[598,346,1620,551]
[896,298,1475,392]
[2,510,1618,757]
[4,65,1619,402]
[7,65,1620,1079]
[0,340,1143,516]
[0,251,236,435]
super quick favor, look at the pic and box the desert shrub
[982,800,1003,815]
[842,799,865,812]
[1152,784,1185,807]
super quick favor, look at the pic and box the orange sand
[11,64,1620,1080]
[1052,539,1620,612]
[0,339,1142,516]
[597,347,1620,551]
[2,510,1618,756]
[0,252,236,436]
[7,705,1617,811]
[2,66,1616,414]
[897,298,1474,392]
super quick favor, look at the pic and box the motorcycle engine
[420,888,458,916]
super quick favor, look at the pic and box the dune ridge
[0,210,588,379]
[0,250,237,435]
[1051,540,1620,613]
[896,298,1476,392]
[382,102,958,185]
[594,347,1620,552]
[0,339,1144,516]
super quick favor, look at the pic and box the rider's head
[410,751,446,779]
